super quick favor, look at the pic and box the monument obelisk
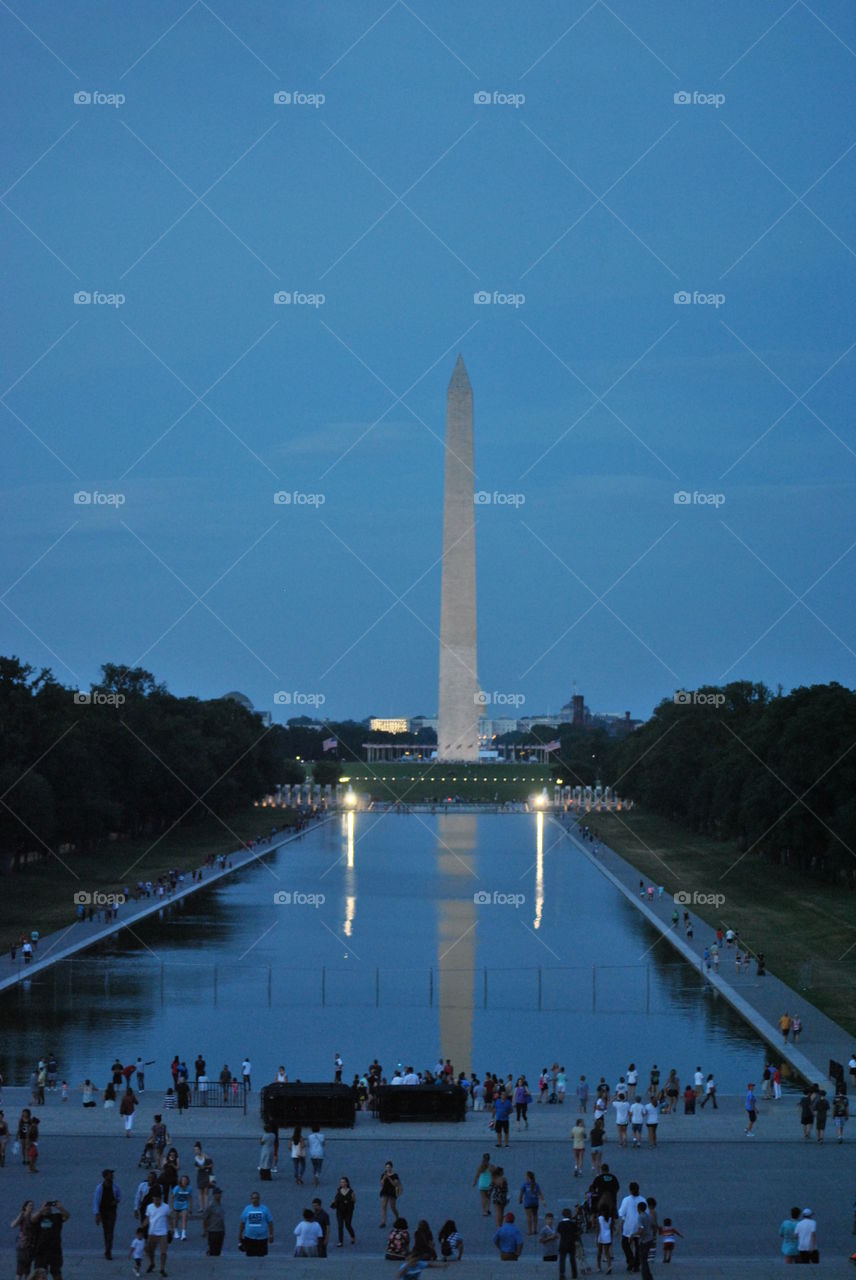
[437,355,479,762]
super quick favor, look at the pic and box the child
[130,1225,146,1275]
[171,1173,193,1239]
[539,1212,558,1262]
[60,1081,68,1102]
[661,1218,683,1262]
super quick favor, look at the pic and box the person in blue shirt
[239,1191,274,1257]
[494,1212,524,1260]
[494,1092,513,1148]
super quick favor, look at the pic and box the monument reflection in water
[0,814,782,1089]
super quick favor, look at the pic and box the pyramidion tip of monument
[448,353,472,394]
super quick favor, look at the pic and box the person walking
[590,1116,605,1172]
[635,1199,656,1280]
[556,1206,580,1279]
[779,1206,800,1264]
[699,1075,717,1109]
[513,1078,530,1129]
[778,1012,791,1044]
[813,1091,830,1143]
[571,1117,586,1177]
[644,1099,659,1147]
[93,1168,121,1259]
[291,1127,307,1184]
[120,1088,138,1136]
[618,1184,641,1274]
[193,1142,213,1212]
[473,1152,493,1217]
[613,1093,630,1147]
[331,1176,356,1246]
[494,1090,512,1148]
[596,1207,614,1275]
[519,1170,545,1235]
[791,1014,802,1043]
[294,1207,324,1257]
[833,1090,849,1142]
[144,1185,170,1276]
[379,1160,401,1227]
[491,1166,510,1227]
[311,1198,330,1257]
[238,1189,274,1257]
[308,1125,325,1185]
[794,1209,817,1265]
[798,1090,814,1140]
[744,1083,757,1136]
[202,1186,226,1256]
[170,1174,192,1241]
[258,1125,276,1179]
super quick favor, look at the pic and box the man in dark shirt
[635,1201,655,1280]
[589,1165,620,1218]
[813,1091,830,1143]
[93,1169,121,1259]
[556,1207,579,1279]
[30,1200,70,1279]
[311,1198,330,1257]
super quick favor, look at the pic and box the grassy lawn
[341,762,553,803]
[1,802,296,945]
[591,808,856,1034]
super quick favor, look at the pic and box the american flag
[545,739,560,752]
[322,736,338,752]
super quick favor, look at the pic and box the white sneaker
[181,1231,187,1240]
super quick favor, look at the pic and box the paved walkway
[554,817,853,1087]
[0,818,329,995]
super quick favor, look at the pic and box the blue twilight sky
[2,0,855,724]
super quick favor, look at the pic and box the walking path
[554,818,852,1087]
[0,817,330,995]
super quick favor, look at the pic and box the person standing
[635,1200,655,1280]
[626,1065,638,1100]
[144,1186,170,1277]
[493,1211,525,1262]
[644,1099,659,1147]
[241,1058,252,1093]
[596,1208,613,1275]
[779,1012,791,1044]
[494,1090,512,1148]
[135,1059,145,1092]
[120,1088,138,1136]
[379,1160,401,1227]
[294,1208,323,1257]
[12,1199,35,1280]
[791,1014,802,1042]
[794,1209,817,1264]
[744,1083,757,1136]
[193,1143,213,1212]
[832,1090,849,1142]
[798,1090,814,1140]
[473,1153,493,1217]
[308,1126,325,1186]
[331,1176,356,1246]
[590,1116,605,1172]
[571,1118,586,1176]
[334,1053,343,1083]
[556,1207,579,1279]
[699,1075,717,1109]
[93,1169,121,1259]
[629,1098,645,1148]
[618,1183,641,1274]
[30,1200,69,1280]
[772,1066,782,1101]
[612,1092,630,1147]
[291,1127,307,1185]
[238,1189,274,1257]
[813,1091,829,1143]
[311,1198,330,1257]
[202,1186,225,1256]
[491,1167,510,1227]
[778,1206,800,1264]
[576,1076,588,1113]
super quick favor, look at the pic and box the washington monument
[437,355,479,762]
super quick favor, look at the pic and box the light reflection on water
[0,814,784,1090]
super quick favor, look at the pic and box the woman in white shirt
[597,1212,613,1274]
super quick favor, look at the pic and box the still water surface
[1,813,778,1090]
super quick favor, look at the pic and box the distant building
[222,690,272,727]
[370,717,409,734]
[410,716,438,733]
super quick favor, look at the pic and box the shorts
[631,1124,642,1135]
[243,1238,269,1257]
[312,1158,323,1172]
[746,1110,757,1123]
[33,1255,62,1278]
[495,1119,509,1133]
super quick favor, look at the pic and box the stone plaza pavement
[0,1085,852,1278]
